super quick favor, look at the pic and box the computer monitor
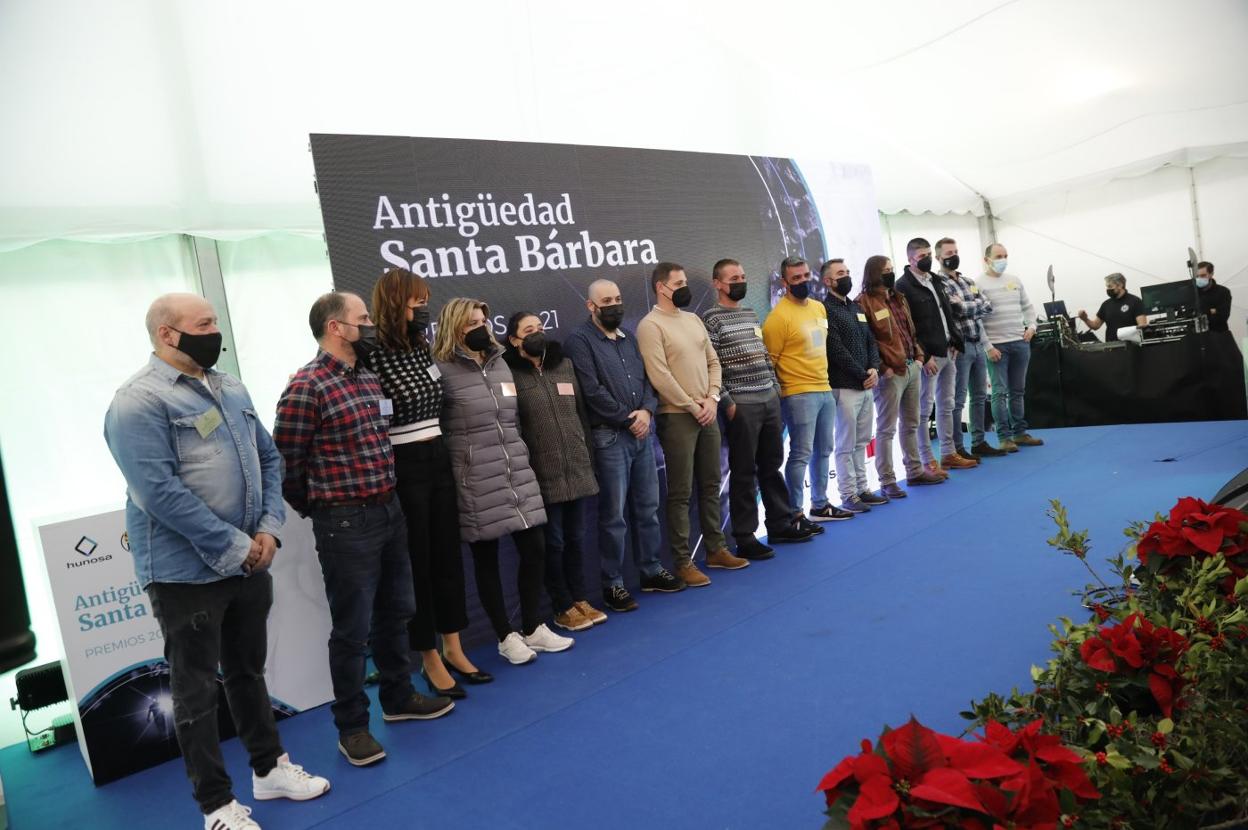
[1043,300,1069,319]
[1141,279,1198,315]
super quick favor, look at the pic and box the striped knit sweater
[977,271,1037,346]
[700,304,780,407]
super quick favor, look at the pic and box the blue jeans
[592,427,664,588]
[780,391,836,512]
[309,495,416,735]
[544,499,587,613]
[954,340,989,447]
[988,339,1031,441]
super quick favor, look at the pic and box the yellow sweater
[637,305,722,415]
[762,296,830,396]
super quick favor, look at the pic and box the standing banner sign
[38,507,333,784]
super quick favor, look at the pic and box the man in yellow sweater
[762,256,854,525]
[638,262,748,588]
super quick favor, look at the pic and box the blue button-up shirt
[563,318,658,429]
[104,354,285,587]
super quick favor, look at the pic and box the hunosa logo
[68,535,113,569]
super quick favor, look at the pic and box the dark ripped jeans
[147,572,283,815]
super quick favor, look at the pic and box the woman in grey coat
[503,311,604,634]
[432,298,574,666]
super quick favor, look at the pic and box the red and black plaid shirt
[274,350,395,515]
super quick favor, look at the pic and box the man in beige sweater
[637,262,747,587]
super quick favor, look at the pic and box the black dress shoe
[442,655,494,685]
[735,538,776,561]
[768,523,814,544]
[420,666,467,700]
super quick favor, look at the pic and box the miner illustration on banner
[104,293,330,830]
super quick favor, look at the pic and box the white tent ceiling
[1,0,1247,244]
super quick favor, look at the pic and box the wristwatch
[710,392,721,403]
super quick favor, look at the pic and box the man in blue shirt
[565,279,684,612]
[105,293,328,830]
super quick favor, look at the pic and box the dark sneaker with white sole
[602,584,639,612]
[382,692,454,722]
[839,496,871,514]
[808,504,855,521]
[338,731,386,766]
[640,569,686,593]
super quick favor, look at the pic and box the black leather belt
[314,490,394,510]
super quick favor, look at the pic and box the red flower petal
[846,775,899,823]
[941,736,1025,779]
[881,717,946,780]
[911,767,987,812]
[1149,671,1175,718]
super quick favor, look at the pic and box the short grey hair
[145,294,181,346]
[1104,273,1126,287]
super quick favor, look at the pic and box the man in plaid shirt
[935,238,1006,459]
[274,291,452,768]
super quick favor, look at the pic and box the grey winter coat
[502,342,599,505]
[437,345,547,542]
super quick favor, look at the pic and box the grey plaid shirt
[939,271,993,343]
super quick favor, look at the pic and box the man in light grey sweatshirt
[978,243,1044,451]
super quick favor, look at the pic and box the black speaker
[0,451,37,673]
[1212,467,1248,511]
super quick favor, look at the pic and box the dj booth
[1025,329,1247,428]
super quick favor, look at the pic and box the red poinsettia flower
[979,720,1099,826]
[1138,497,1248,564]
[1079,614,1189,717]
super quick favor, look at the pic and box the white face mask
[1196,277,1210,289]
[991,258,1008,274]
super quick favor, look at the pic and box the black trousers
[469,525,546,640]
[543,498,588,614]
[394,438,469,652]
[147,573,283,815]
[310,495,416,735]
[724,395,794,541]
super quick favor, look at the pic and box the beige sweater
[636,305,722,415]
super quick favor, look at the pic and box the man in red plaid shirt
[274,291,452,767]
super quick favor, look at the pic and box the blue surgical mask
[991,259,1008,274]
[1196,277,1210,289]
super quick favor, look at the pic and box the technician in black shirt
[1197,261,1233,333]
[1078,273,1147,342]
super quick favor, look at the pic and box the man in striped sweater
[702,259,815,560]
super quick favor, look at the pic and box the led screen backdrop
[309,134,879,332]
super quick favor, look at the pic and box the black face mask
[1106,288,1119,299]
[916,256,933,273]
[596,304,624,331]
[172,329,223,369]
[464,325,493,352]
[789,280,811,300]
[408,308,431,335]
[351,324,379,360]
[669,285,692,308]
[520,332,547,357]
[726,282,747,302]
[833,276,853,297]
[942,255,960,271]
[881,272,896,290]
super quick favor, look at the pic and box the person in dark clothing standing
[701,259,813,560]
[1196,261,1233,333]
[503,311,606,633]
[275,291,453,769]
[1078,273,1147,341]
[896,237,969,479]
[365,268,489,702]
[820,259,887,513]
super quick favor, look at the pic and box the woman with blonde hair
[365,269,489,698]
[433,298,574,665]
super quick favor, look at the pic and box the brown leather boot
[705,548,750,570]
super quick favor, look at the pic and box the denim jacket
[104,354,285,586]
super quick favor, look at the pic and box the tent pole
[1188,168,1204,261]
[186,234,242,381]
[978,197,998,256]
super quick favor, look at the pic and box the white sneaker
[498,631,538,665]
[523,623,574,653]
[204,800,259,830]
[253,753,331,801]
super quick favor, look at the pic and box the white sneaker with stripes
[204,800,259,830]
[253,753,331,801]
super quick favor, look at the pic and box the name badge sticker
[817,318,828,329]
[194,408,223,439]
[379,399,394,417]
[856,312,868,323]
[875,308,891,321]
[752,326,762,339]
[971,285,980,295]
[556,382,575,396]
[426,364,442,380]
[500,382,517,397]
